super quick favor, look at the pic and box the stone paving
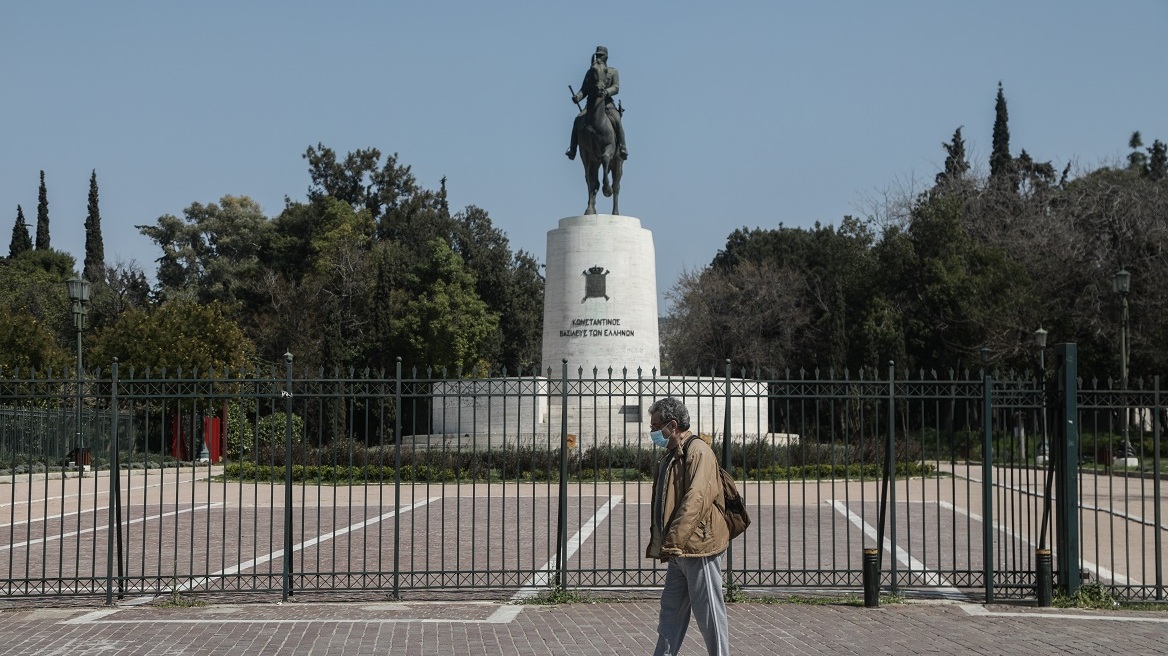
[3,597,1168,655]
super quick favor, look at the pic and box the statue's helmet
[593,46,608,61]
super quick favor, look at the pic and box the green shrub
[222,437,937,484]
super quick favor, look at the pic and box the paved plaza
[3,596,1168,655]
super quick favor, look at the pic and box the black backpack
[683,436,750,540]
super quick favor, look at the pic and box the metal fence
[1,347,1164,603]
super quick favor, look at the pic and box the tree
[1147,139,1167,181]
[0,309,71,375]
[137,195,272,305]
[1127,132,1148,172]
[1013,149,1057,196]
[35,170,50,250]
[9,205,32,258]
[889,192,1034,371]
[303,143,420,225]
[936,126,970,187]
[86,260,153,334]
[135,145,539,375]
[990,83,1014,189]
[704,220,880,371]
[89,300,255,373]
[83,169,106,283]
[449,205,544,372]
[504,250,546,372]
[1125,131,1166,181]
[664,259,809,374]
[387,239,500,372]
[0,248,78,347]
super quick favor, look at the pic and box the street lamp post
[1035,327,1049,466]
[67,277,91,474]
[1112,269,1135,465]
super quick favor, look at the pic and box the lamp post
[67,277,91,473]
[1035,327,1049,465]
[1112,269,1135,464]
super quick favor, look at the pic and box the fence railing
[1,349,1163,603]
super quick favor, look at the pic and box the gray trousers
[653,552,729,656]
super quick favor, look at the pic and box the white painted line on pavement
[960,603,1168,622]
[63,601,527,625]
[61,609,121,624]
[954,472,1168,531]
[829,499,963,596]
[118,497,438,606]
[939,500,1143,587]
[511,494,624,601]
[0,503,222,551]
[4,473,218,508]
[0,506,90,529]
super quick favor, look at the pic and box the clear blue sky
[4,1,1166,310]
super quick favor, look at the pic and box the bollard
[863,548,880,608]
[1036,549,1053,607]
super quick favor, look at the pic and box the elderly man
[645,397,730,656]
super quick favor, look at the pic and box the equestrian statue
[566,45,627,215]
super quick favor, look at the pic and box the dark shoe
[565,147,576,160]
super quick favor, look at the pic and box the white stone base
[429,378,550,438]
[542,215,661,377]
[424,375,769,451]
[1112,457,1139,468]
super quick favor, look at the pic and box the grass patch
[1054,584,1168,611]
[157,591,206,608]
[723,580,748,603]
[213,437,947,485]
[727,589,905,606]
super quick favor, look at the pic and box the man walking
[646,397,730,656]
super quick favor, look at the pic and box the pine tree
[990,82,1014,189]
[9,205,33,258]
[84,169,106,283]
[35,170,50,250]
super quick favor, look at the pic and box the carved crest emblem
[582,265,610,302]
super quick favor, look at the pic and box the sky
[3,1,1166,311]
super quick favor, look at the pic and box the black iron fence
[1,346,1163,603]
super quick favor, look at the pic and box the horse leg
[584,159,598,215]
[602,160,612,198]
[611,161,621,215]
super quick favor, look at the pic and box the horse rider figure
[566,46,628,161]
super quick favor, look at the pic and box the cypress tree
[990,82,1014,189]
[936,126,970,186]
[9,205,33,258]
[1127,132,1148,172]
[1147,140,1167,181]
[84,169,106,283]
[35,170,50,250]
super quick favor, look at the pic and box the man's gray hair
[648,397,690,431]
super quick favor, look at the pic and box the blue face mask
[650,430,668,448]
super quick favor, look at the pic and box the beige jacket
[646,434,730,559]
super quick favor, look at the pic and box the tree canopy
[132,145,543,375]
[664,85,1168,379]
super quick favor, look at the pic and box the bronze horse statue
[573,62,623,215]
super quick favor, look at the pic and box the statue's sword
[568,85,582,111]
